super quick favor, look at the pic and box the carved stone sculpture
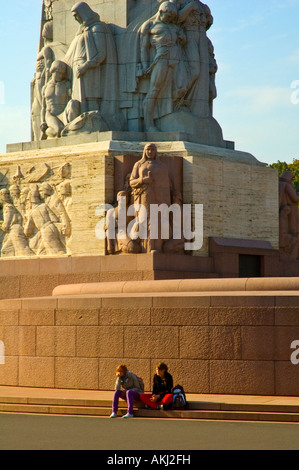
[129,143,173,252]
[64,2,119,127]
[24,185,66,256]
[131,0,221,136]
[41,60,78,139]
[105,143,187,255]
[32,21,54,140]
[106,190,141,255]
[175,0,214,116]
[30,0,223,143]
[39,182,71,237]
[0,162,73,258]
[57,181,72,253]
[139,2,188,131]
[43,0,57,21]
[279,171,299,260]
[0,189,34,258]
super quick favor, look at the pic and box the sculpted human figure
[65,2,118,116]
[40,60,79,139]
[208,38,218,114]
[9,185,22,215]
[19,187,31,223]
[24,186,66,256]
[57,181,72,253]
[37,21,55,87]
[31,61,45,141]
[279,205,299,260]
[279,171,299,234]
[129,143,172,252]
[139,1,188,131]
[279,171,299,259]
[171,0,215,116]
[0,189,34,258]
[32,21,55,140]
[106,190,141,255]
[57,181,72,217]
[39,182,71,237]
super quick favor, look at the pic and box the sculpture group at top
[31,0,220,141]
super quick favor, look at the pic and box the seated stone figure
[106,190,141,255]
[41,60,80,139]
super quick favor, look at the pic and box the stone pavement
[1,410,299,450]
[1,386,299,450]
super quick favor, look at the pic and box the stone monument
[30,0,223,142]
[2,0,279,270]
[1,1,297,398]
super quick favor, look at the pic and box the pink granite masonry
[0,286,299,396]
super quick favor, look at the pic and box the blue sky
[0,0,299,164]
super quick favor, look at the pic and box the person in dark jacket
[140,362,173,410]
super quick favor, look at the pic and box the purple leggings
[112,389,140,415]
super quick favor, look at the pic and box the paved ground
[0,413,299,450]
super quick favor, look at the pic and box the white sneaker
[110,412,117,418]
[123,413,134,419]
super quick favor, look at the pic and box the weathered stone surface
[32,1,223,143]
[151,307,209,326]
[19,357,55,388]
[210,360,275,395]
[0,291,298,395]
[241,326,275,361]
[0,140,278,260]
[55,357,98,389]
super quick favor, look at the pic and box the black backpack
[171,385,188,410]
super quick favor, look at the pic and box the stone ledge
[52,277,299,297]
[6,131,235,154]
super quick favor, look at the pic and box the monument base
[0,277,299,396]
[0,134,279,260]
[0,253,218,300]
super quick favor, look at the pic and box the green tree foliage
[268,159,299,192]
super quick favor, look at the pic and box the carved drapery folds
[32,0,220,140]
[0,164,72,258]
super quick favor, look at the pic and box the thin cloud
[225,86,292,113]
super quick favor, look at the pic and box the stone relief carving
[279,171,299,261]
[0,164,72,258]
[43,0,57,21]
[106,143,186,255]
[31,0,221,141]
[32,21,55,141]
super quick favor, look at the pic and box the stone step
[1,395,299,414]
[1,398,299,423]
